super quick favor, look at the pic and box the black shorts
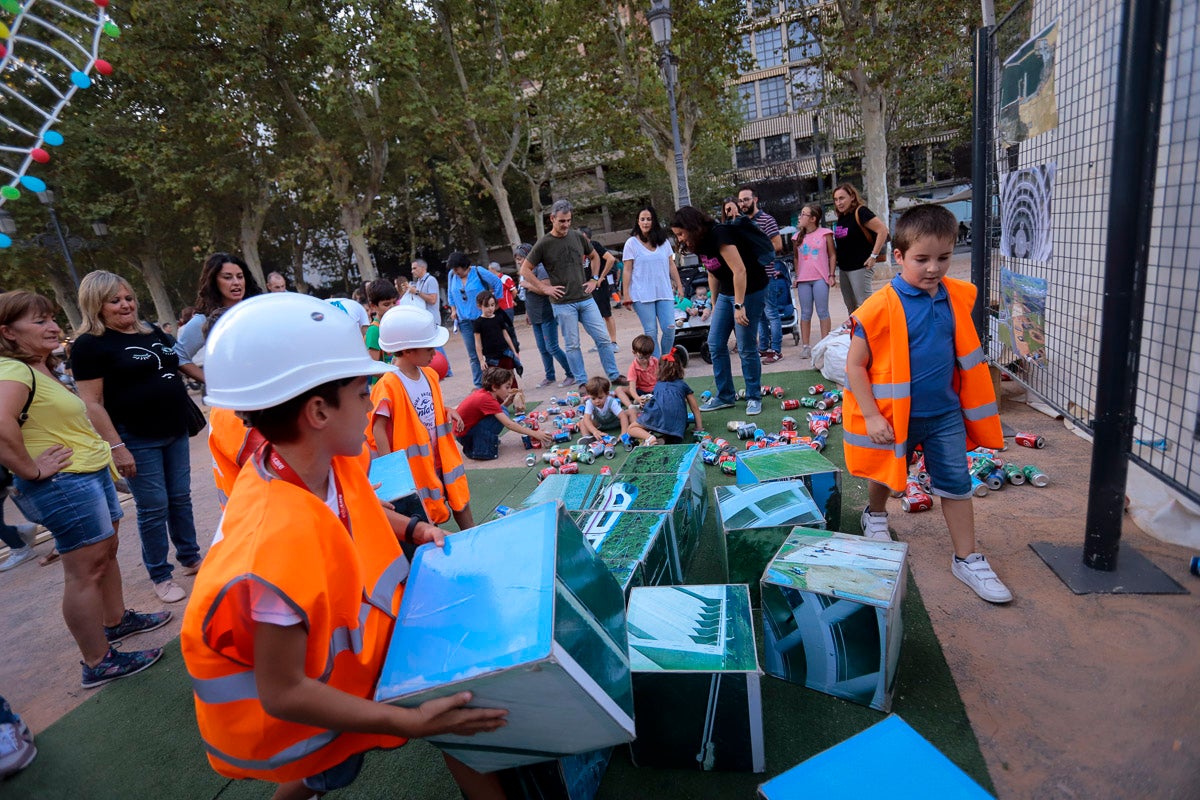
[592,284,612,317]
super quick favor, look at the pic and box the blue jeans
[552,299,620,383]
[708,289,766,404]
[119,427,200,584]
[531,318,572,382]
[632,299,676,358]
[907,411,973,499]
[457,415,505,460]
[757,276,790,353]
[458,317,482,388]
[12,468,121,554]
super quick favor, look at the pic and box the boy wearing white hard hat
[366,305,474,529]
[180,293,507,799]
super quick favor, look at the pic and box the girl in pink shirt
[794,203,837,357]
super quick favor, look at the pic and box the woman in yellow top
[0,291,169,689]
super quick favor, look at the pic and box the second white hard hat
[202,293,394,411]
[378,305,450,352]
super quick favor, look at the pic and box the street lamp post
[647,0,691,208]
[0,191,108,289]
[39,191,82,289]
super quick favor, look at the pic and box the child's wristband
[404,515,421,545]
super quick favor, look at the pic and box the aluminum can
[761,385,772,397]
[530,438,543,449]
[970,476,989,497]
[495,505,515,516]
[773,386,786,399]
[781,416,797,431]
[736,388,747,400]
[527,418,539,431]
[753,428,766,441]
[588,442,605,458]
[719,456,737,475]
[736,423,756,440]
[550,457,566,469]
[603,446,616,459]
[726,420,747,432]
[714,438,730,450]
[524,454,537,467]
[985,467,1005,491]
[538,467,557,482]
[701,390,713,401]
[552,430,570,443]
[621,433,634,451]
[560,407,576,419]
[694,430,710,443]
[701,449,719,465]
[807,383,825,395]
[1015,432,1046,449]
[800,397,820,408]
[781,399,800,410]
[901,481,933,513]
[521,434,533,450]
[1001,463,1026,485]
[600,466,612,476]
[810,435,827,453]
[579,451,595,465]
[559,462,579,475]
[969,457,995,479]
[1022,465,1050,487]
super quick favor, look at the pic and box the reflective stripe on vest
[843,430,907,458]
[365,555,409,615]
[404,441,431,459]
[871,382,911,400]
[957,347,986,371]
[204,730,340,773]
[434,421,454,438]
[963,399,999,421]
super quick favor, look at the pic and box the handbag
[185,396,207,437]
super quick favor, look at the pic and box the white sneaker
[0,721,37,777]
[801,345,811,359]
[860,508,891,541]
[952,553,1013,603]
[153,580,187,603]
[0,547,36,572]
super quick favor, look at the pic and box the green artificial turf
[8,369,993,799]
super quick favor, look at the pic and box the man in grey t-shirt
[519,199,626,388]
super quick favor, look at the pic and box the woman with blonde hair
[831,182,890,313]
[0,290,167,686]
[72,271,202,603]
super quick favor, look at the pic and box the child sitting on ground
[844,204,1011,604]
[456,367,552,460]
[364,278,399,364]
[627,348,703,445]
[618,334,657,408]
[366,305,474,529]
[578,376,633,443]
[474,289,523,377]
[690,284,712,321]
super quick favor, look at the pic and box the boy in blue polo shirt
[843,205,1011,604]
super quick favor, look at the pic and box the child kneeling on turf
[579,376,632,441]
[367,305,474,529]
[627,349,703,445]
[456,367,552,460]
[844,204,1012,604]
[618,334,657,408]
[181,293,507,800]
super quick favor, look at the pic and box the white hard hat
[202,293,394,411]
[378,305,450,352]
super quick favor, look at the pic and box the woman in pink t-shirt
[793,203,837,358]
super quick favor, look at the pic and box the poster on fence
[1000,162,1055,263]
[999,21,1060,145]
[998,268,1048,363]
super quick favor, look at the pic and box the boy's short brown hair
[584,376,611,398]
[631,334,654,356]
[366,278,398,305]
[893,205,957,255]
[481,366,513,390]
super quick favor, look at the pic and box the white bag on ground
[811,323,852,387]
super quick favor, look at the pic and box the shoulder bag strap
[16,362,35,427]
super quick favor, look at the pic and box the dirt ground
[1,253,1196,798]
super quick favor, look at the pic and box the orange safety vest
[365,367,469,524]
[207,407,262,509]
[181,453,408,783]
[843,276,1002,492]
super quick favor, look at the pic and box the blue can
[552,430,571,443]
[495,505,514,516]
[521,435,533,450]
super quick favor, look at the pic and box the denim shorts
[303,752,366,792]
[906,410,972,499]
[11,468,123,554]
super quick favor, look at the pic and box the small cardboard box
[616,445,706,571]
[367,450,426,522]
[375,503,635,772]
[518,473,608,515]
[760,530,908,712]
[757,715,992,798]
[576,506,674,600]
[734,445,842,528]
[583,475,694,583]
[715,483,826,604]
[627,584,764,773]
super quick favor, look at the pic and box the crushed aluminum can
[773,386,786,399]
[1021,465,1050,487]
[524,454,537,467]
[1015,432,1046,449]
[538,467,558,482]
[807,383,825,395]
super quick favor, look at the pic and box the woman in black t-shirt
[72,271,201,604]
[670,206,772,416]
[832,182,890,314]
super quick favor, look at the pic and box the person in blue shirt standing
[446,252,504,388]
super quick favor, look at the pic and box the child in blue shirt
[627,349,704,445]
[579,376,632,441]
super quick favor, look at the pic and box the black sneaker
[81,646,163,689]
[612,376,630,387]
[104,609,172,645]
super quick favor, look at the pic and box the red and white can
[781,399,800,410]
[1015,432,1045,449]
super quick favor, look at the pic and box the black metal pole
[661,50,690,208]
[45,205,81,289]
[1084,0,1171,571]
[970,25,992,339]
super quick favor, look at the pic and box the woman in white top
[621,206,684,358]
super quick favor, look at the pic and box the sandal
[39,550,61,567]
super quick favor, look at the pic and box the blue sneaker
[81,646,163,689]
[699,397,735,412]
[746,398,763,416]
[104,609,172,644]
